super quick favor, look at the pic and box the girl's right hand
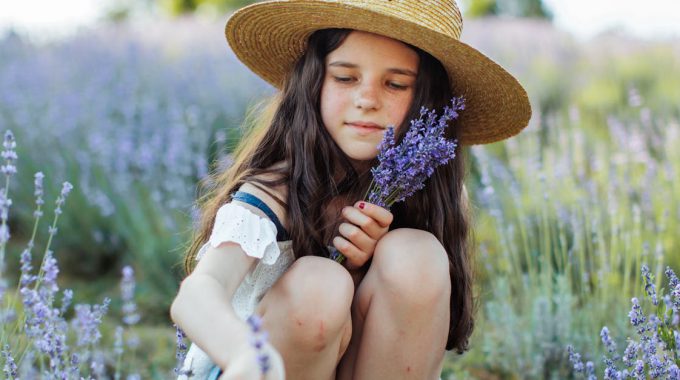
[333,201,394,271]
[219,342,285,380]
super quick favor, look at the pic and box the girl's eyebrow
[328,61,417,77]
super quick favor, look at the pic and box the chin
[344,150,378,162]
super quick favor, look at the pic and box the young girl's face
[320,30,419,162]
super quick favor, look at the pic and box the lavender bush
[567,265,679,379]
[0,130,174,378]
[446,89,680,378]
[1,20,272,315]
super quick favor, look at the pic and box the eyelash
[333,76,409,90]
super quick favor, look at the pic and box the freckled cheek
[320,88,351,126]
[388,96,414,129]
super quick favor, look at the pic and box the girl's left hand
[333,201,393,271]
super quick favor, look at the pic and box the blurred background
[1,0,679,378]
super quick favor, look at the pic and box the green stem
[1,205,43,346]
[0,171,10,266]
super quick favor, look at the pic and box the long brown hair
[184,29,475,353]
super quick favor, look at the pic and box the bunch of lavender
[0,130,143,378]
[364,96,464,208]
[567,264,680,379]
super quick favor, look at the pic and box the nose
[354,81,380,110]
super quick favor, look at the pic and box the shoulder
[234,161,288,230]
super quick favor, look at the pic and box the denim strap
[206,365,222,380]
[232,191,289,241]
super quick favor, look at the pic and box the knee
[373,229,451,304]
[279,256,354,350]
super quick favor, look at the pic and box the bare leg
[256,256,354,380]
[337,228,451,380]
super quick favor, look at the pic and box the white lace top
[177,202,295,379]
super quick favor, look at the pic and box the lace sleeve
[195,202,281,265]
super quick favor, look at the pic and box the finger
[341,206,387,240]
[354,201,394,228]
[338,222,376,254]
[332,235,370,270]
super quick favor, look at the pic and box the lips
[345,121,385,137]
[346,121,384,129]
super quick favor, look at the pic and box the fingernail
[358,202,365,209]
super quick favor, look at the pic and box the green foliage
[463,0,552,19]
[464,0,498,17]
[461,73,680,378]
[157,0,256,15]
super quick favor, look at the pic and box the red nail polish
[359,202,365,209]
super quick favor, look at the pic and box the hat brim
[226,1,532,145]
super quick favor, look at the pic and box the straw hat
[225,0,532,145]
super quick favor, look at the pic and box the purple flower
[120,265,140,326]
[648,355,664,378]
[53,181,74,217]
[667,267,680,290]
[246,314,270,374]
[366,97,463,208]
[2,345,18,379]
[20,247,35,287]
[34,172,45,204]
[641,265,658,306]
[585,361,596,380]
[603,357,621,380]
[174,324,189,375]
[622,340,639,367]
[567,345,584,373]
[40,250,60,296]
[0,193,11,245]
[633,360,645,378]
[71,298,110,347]
[1,130,17,177]
[629,298,646,332]
[668,364,680,378]
[670,272,680,314]
[90,351,106,377]
[60,289,73,315]
[600,327,618,357]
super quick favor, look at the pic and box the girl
[171,1,531,379]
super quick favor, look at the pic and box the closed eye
[388,82,409,90]
[333,76,355,83]
[333,76,408,90]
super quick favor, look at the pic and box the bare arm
[171,177,288,373]
[170,238,258,370]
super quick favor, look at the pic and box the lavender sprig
[247,314,270,374]
[366,97,464,208]
[173,324,189,376]
[120,266,140,326]
[2,344,18,379]
[0,130,18,270]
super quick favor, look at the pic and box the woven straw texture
[226,0,532,145]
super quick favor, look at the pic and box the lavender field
[1,17,679,379]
